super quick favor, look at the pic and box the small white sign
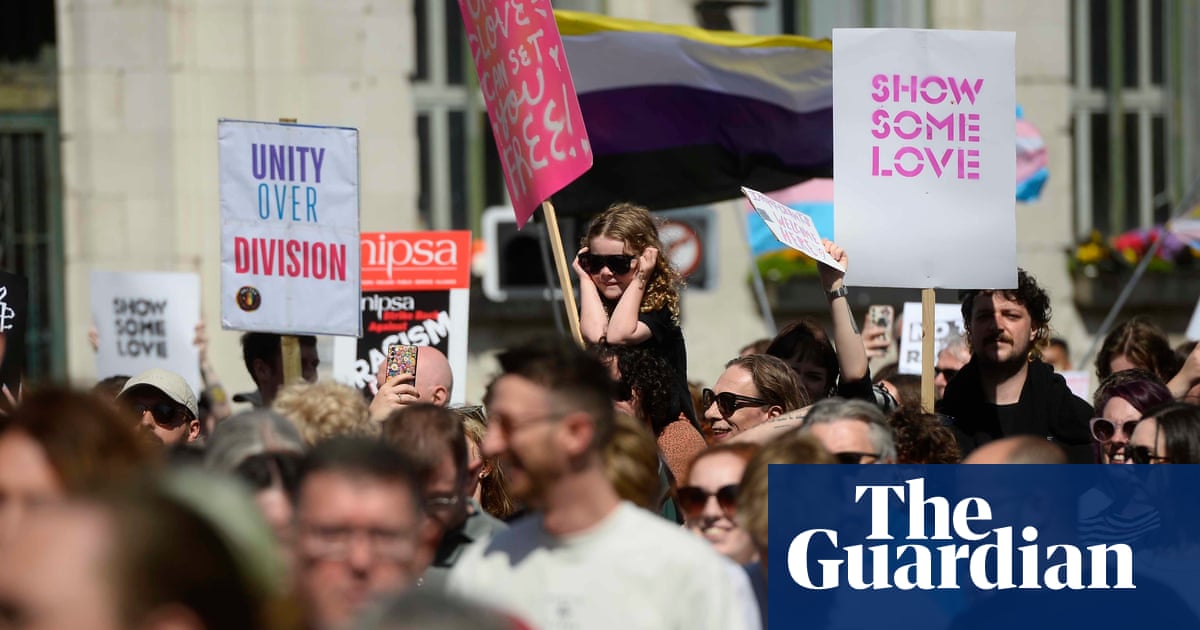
[741,187,844,271]
[90,271,202,394]
[219,119,361,337]
[898,302,967,375]
[834,28,1016,289]
[1061,370,1092,402]
[1188,296,1200,341]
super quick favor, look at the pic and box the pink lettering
[893,110,922,140]
[894,147,924,177]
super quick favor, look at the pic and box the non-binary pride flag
[551,10,833,216]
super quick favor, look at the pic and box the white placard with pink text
[742,187,844,271]
[833,29,1016,289]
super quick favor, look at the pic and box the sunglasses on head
[676,484,739,519]
[135,402,185,428]
[833,451,882,464]
[701,388,771,418]
[578,253,635,275]
[1090,417,1139,443]
[1122,444,1169,464]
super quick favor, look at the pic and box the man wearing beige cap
[118,368,200,446]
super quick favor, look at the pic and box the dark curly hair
[613,346,680,436]
[888,405,961,463]
[960,268,1052,358]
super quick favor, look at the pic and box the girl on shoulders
[574,203,693,422]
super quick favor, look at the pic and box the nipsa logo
[787,478,1134,591]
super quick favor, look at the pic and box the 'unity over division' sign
[833,29,1016,289]
[458,0,593,228]
[218,120,362,337]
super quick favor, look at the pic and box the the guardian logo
[788,478,1135,591]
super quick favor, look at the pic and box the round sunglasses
[578,253,635,275]
[676,484,739,519]
[1089,417,1139,443]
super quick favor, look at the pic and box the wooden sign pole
[278,117,304,385]
[541,200,584,348]
[921,288,936,414]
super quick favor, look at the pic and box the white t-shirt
[447,502,760,630]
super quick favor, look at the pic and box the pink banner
[458,0,593,228]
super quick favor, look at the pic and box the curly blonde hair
[271,381,374,445]
[582,202,682,321]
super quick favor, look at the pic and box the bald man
[369,345,455,422]
[962,435,1067,464]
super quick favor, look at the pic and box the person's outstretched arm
[1168,342,1200,400]
[818,240,869,385]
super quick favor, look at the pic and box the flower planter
[1071,268,1200,310]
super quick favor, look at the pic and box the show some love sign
[834,29,1016,290]
[458,0,592,227]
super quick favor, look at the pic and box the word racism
[869,74,984,180]
[112,298,168,359]
[787,478,1134,591]
[233,238,348,282]
[250,143,326,223]
[464,0,589,199]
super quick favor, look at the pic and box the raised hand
[818,239,848,293]
[638,247,658,286]
[572,247,591,279]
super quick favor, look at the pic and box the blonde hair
[583,202,682,321]
[271,382,374,445]
[603,412,662,510]
[738,432,834,550]
[455,407,517,520]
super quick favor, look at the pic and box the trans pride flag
[551,11,833,216]
[1016,106,1049,203]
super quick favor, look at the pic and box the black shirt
[637,308,695,423]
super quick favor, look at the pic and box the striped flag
[550,10,832,216]
[1016,106,1049,203]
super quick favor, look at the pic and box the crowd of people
[1,202,1199,629]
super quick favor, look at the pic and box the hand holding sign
[818,240,849,290]
[741,186,845,272]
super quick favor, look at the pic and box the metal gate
[0,112,64,382]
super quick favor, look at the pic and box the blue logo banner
[768,465,1200,629]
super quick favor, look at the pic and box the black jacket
[938,358,1094,463]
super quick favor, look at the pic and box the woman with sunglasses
[1126,401,1200,464]
[679,443,760,565]
[574,203,694,424]
[1090,369,1172,463]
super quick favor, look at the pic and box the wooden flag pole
[921,288,936,414]
[278,117,304,385]
[541,200,584,348]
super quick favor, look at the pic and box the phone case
[387,345,419,378]
[868,306,894,339]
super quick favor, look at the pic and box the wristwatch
[826,286,848,302]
